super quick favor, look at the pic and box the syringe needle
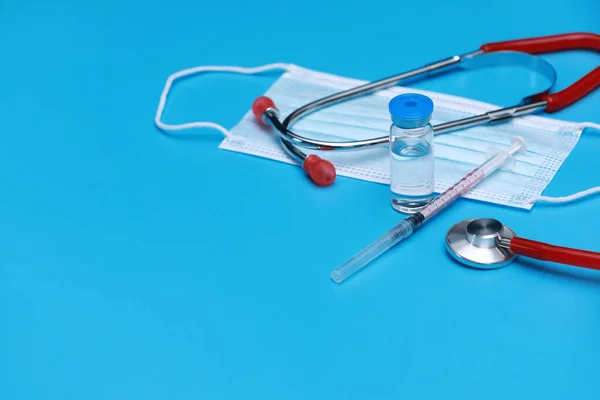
[331,218,417,283]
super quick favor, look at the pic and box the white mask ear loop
[527,187,600,204]
[154,63,293,137]
[526,122,600,205]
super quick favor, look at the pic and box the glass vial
[388,93,435,213]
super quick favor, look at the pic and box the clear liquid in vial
[390,136,434,213]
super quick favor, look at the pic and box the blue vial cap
[389,93,434,128]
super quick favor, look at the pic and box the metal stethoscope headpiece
[446,218,600,270]
[446,218,517,269]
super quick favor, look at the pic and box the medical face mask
[155,63,600,210]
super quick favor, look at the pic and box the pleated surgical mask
[155,63,600,210]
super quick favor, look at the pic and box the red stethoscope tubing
[480,32,600,112]
[489,32,600,269]
[510,237,600,270]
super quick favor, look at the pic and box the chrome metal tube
[267,101,548,156]
[280,136,306,162]
[498,238,512,249]
[264,50,553,158]
[268,110,389,152]
[283,54,471,127]
[433,101,547,134]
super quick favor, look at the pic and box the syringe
[331,136,527,283]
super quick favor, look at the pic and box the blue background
[1,0,599,399]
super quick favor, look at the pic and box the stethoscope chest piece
[446,218,517,269]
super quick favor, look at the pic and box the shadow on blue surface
[518,257,600,285]
[444,246,600,286]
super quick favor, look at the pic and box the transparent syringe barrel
[331,219,415,283]
[420,168,485,220]
[419,138,525,220]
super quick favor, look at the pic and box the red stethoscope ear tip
[303,155,336,186]
[252,96,277,124]
[251,99,336,185]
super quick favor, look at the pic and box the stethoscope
[251,32,600,186]
[446,218,600,270]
